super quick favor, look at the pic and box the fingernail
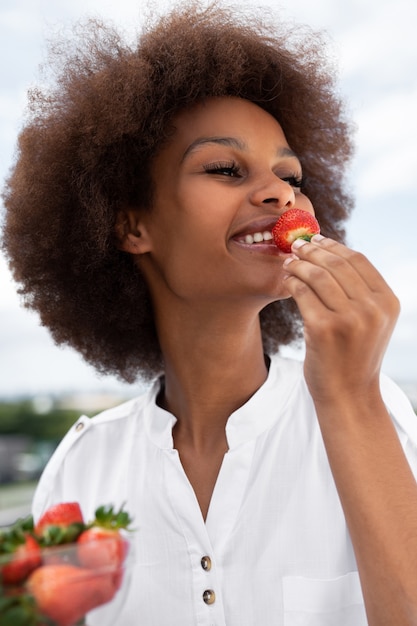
[283,254,298,267]
[312,234,325,242]
[292,238,308,250]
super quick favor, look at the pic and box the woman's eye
[281,175,305,189]
[203,161,241,177]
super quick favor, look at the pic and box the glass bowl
[0,534,133,626]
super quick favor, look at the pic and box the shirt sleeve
[380,373,417,476]
[31,414,92,521]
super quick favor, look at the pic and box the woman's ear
[114,209,153,255]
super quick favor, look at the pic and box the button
[203,589,216,605]
[75,422,84,432]
[201,556,212,571]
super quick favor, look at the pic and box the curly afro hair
[1,1,354,383]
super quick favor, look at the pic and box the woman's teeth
[241,231,273,244]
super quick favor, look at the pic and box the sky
[0,0,416,398]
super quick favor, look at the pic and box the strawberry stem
[39,522,85,547]
[90,504,133,531]
[0,517,36,555]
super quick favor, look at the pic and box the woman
[2,2,417,624]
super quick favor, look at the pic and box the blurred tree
[0,401,81,442]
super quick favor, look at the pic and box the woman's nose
[249,176,296,209]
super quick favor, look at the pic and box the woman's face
[135,96,314,307]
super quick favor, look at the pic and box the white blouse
[32,355,417,626]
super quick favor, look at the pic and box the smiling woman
[2,2,417,625]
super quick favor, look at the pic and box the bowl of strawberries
[0,501,134,626]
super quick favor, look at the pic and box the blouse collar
[143,355,302,450]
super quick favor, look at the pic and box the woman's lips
[232,217,280,245]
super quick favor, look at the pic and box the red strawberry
[35,502,84,533]
[77,505,131,573]
[77,526,128,571]
[27,563,117,626]
[272,208,320,253]
[0,533,41,585]
[35,502,85,546]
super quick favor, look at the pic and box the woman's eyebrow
[279,147,299,160]
[181,136,245,162]
[181,137,300,162]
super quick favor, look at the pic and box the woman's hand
[282,234,400,405]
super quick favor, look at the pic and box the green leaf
[0,606,34,626]
[39,522,85,547]
[92,503,133,530]
[0,595,17,611]
[0,588,51,626]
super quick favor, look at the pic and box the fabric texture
[32,355,417,626]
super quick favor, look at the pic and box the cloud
[338,0,417,85]
[384,260,417,314]
[375,258,417,382]
[0,306,135,397]
[352,88,417,198]
[0,257,21,310]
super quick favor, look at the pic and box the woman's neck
[156,305,269,451]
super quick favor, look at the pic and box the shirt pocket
[282,572,368,626]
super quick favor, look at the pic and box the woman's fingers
[281,236,400,400]
[283,236,399,318]
[285,236,390,302]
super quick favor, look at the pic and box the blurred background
[1,0,416,524]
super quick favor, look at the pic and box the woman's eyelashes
[202,161,305,190]
[203,161,241,177]
[281,174,305,189]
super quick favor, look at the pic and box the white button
[75,422,84,432]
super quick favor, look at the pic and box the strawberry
[272,208,320,253]
[35,502,85,546]
[77,527,128,572]
[27,563,117,626]
[0,518,42,586]
[77,504,132,572]
[0,534,42,585]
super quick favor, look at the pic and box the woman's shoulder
[62,384,154,440]
[270,353,417,443]
[32,381,159,520]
